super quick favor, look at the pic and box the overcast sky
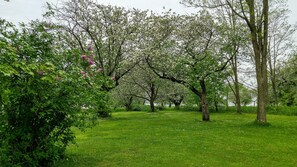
[0,0,296,25]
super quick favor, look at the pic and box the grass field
[56,111,297,167]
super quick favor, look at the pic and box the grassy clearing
[56,111,297,167]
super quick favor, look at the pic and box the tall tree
[229,0,269,124]
[183,0,269,124]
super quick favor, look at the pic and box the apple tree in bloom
[46,0,147,90]
[145,11,232,121]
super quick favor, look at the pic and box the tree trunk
[246,0,269,124]
[200,92,209,121]
[268,52,278,106]
[174,103,181,110]
[200,80,210,121]
[125,97,133,111]
[149,99,155,112]
[226,89,229,110]
[260,0,269,123]
[230,7,241,114]
[233,55,241,114]
[149,83,156,112]
[215,100,219,112]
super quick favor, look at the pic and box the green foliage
[131,104,151,112]
[0,20,109,166]
[228,84,255,106]
[266,105,297,116]
[277,54,297,106]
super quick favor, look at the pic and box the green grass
[56,111,297,167]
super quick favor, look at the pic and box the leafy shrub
[0,20,110,166]
[266,106,297,116]
[157,106,166,111]
[179,105,199,112]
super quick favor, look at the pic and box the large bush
[0,20,110,166]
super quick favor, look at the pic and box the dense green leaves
[277,55,297,106]
[0,20,109,166]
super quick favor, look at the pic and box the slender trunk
[268,52,278,106]
[230,7,241,114]
[200,80,210,121]
[215,100,219,112]
[233,56,241,114]
[226,89,229,110]
[271,79,278,105]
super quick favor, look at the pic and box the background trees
[120,65,164,112]
[277,54,297,106]
[267,0,297,105]
[182,0,294,124]
[163,83,188,109]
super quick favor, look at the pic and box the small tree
[125,65,163,112]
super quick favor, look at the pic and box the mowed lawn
[57,111,297,167]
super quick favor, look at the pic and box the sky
[0,0,297,25]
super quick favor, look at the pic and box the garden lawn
[56,111,297,167]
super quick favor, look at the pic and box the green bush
[157,106,166,111]
[266,105,297,116]
[130,105,151,111]
[179,105,199,112]
[0,20,110,166]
